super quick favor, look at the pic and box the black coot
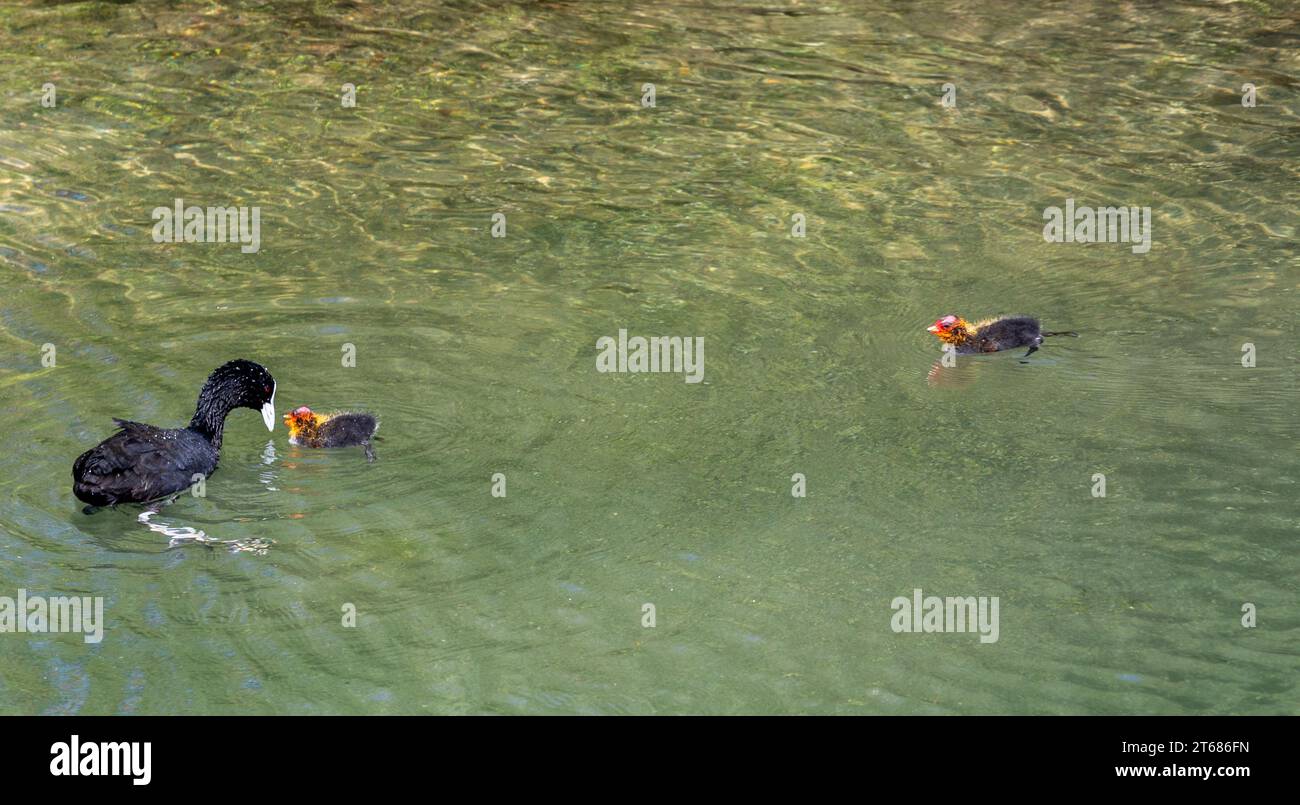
[72,359,277,510]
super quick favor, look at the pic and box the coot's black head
[190,360,278,437]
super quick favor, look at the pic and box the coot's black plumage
[72,360,277,510]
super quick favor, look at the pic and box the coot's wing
[73,420,199,505]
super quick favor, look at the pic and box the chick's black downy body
[964,316,1045,354]
[72,360,277,510]
[315,414,379,448]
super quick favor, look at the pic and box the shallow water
[0,1,1296,714]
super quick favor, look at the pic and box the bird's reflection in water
[258,439,279,491]
[260,439,278,466]
[138,508,272,555]
[926,358,982,388]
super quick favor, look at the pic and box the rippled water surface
[0,1,1296,714]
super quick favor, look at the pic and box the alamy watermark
[890,588,999,643]
[50,735,150,785]
[596,329,704,384]
[1043,198,1151,254]
[0,589,104,644]
[152,198,261,253]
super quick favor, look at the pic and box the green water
[0,1,1296,714]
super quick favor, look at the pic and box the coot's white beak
[261,384,276,431]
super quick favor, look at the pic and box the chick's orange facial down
[926,315,971,346]
[283,406,328,442]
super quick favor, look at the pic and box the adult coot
[72,359,277,510]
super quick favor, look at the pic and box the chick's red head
[283,406,318,436]
[926,315,971,345]
[927,315,959,333]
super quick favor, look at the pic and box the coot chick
[926,315,1077,358]
[72,360,277,510]
[283,406,378,462]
